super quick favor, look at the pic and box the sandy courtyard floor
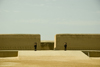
[0,50,100,67]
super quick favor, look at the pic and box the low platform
[0,50,100,67]
[82,50,100,57]
[0,51,18,57]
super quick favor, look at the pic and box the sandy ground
[0,50,100,67]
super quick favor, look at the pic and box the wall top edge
[56,34,100,36]
[41,40,54,43]
[0,34,40,36]
[41,40,54,42]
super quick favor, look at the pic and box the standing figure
[34,42,37,51]
[64,42,67,51]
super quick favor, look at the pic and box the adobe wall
[55,34,100,50]
[0,34,40,50]
[40,41,54,50]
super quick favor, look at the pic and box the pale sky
[0,0,100,40]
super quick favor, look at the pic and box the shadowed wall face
[40,42,54,50]
[0,51,18,57]
[0,34,40,50]
[82,51,100,57]
[55,34,100,50]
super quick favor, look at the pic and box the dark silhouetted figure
[34,42,37,51]
[64,42,67,51]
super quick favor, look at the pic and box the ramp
[18,50,89,60]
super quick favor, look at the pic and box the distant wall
[40,41,54,50]
[55,34,100,50]
[0,34,40,50]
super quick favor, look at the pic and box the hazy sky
[0,0,100,40]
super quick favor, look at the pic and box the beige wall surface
[0,34,40,50]
[55,34,100,50]
[40,41,54,50]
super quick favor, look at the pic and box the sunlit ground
[0,50,100,67]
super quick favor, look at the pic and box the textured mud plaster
[0,34,40,50]
[55,34,100,50]
[40,41,54,50]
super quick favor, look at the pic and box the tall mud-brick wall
[0,34,40,50]
[55,34,100,50]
